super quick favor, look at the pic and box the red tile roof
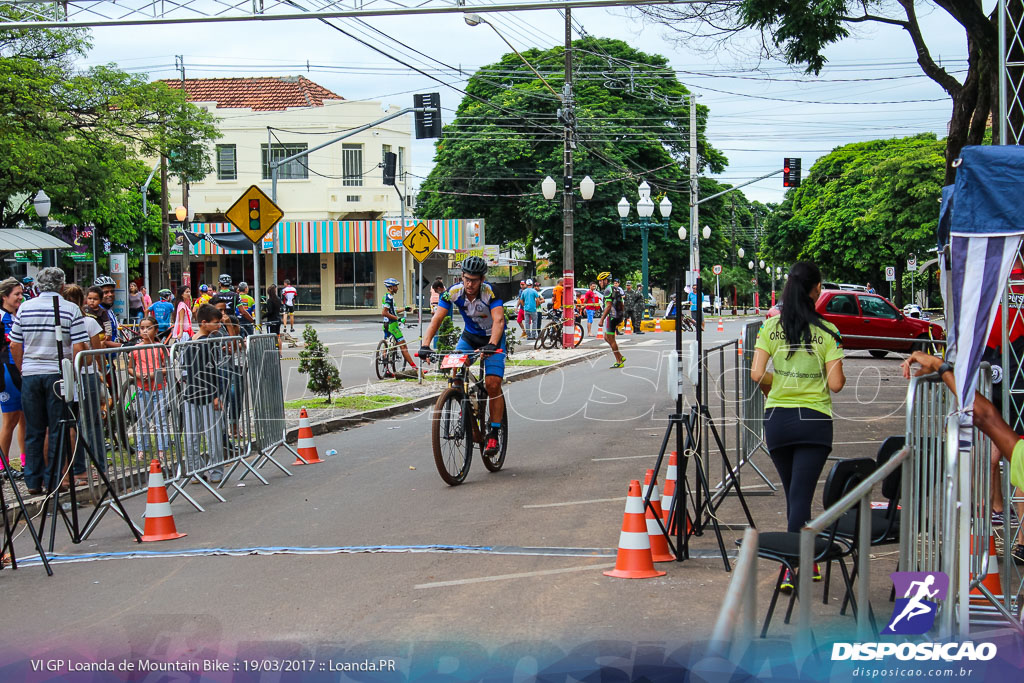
[161,76,343,111]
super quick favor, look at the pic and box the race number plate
[441,353,469,369]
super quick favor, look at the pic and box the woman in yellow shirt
[751,261,846,591]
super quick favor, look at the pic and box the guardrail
[707,527,759,660]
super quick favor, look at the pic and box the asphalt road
[2,321,911,674]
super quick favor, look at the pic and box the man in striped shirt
[8,267,89,494]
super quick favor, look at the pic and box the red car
[768,290,944,358]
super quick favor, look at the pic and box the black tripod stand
[16,297,141,551]
[641,277,755,571]
[0,449,52,575]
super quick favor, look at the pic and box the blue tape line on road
[12,543,615,567]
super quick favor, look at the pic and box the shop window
[335,252,375,309]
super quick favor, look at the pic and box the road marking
[523,496,626,508]
[414,562,616,589]
[592,454,659,462]
[833,440,881,445]
[632,339,665,346]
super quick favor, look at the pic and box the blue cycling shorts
[0,364,22,413]
[455,337,506,378]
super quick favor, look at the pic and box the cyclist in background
[597,272,626,368]
[236,281,256,336]
[282,279,298,332]
[21,277,36,300]
[380,277,417,376]
[418,256,506,455]
[93,275,121,348]
[193,284,212,313]
[148,289,175,338]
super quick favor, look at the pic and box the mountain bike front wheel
[431,387,472,485]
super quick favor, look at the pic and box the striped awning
[188,218,474,256]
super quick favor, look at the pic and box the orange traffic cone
[662,452,677,530]
[624,318,633,335]
[142,460,186,542]
[643,470,675,562]
[970,535,1003,604]
[293,408,324,465]
[737,337,743,357]
[604,480,667,579]
[654,318,663,333]
[717,317,724,332]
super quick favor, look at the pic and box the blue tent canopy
[939,146,1024,412]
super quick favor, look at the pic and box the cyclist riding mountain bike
[419,256,506,455]
[597,272,627,368]
[93,275,121,348]
[381,277,417,375]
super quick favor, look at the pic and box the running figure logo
[883,572,949,634]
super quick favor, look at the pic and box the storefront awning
[0,229,73,252]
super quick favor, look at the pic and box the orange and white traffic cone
[662,452,677,531]
[624,318,633,335]
[717,317,724,332]
[293,407,324,465]
[654,318,663,333]
[970,535,1003,604]
[142,460,186,542]
[737,337,743,357]
[643,470,675,562]
[604,480,667,579]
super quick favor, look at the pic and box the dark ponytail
[780,261,840,358]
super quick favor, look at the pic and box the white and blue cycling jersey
[437,282,505,337]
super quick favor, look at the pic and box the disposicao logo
[883,571,948,635]
[831,571,998,662]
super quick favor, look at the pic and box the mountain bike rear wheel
[480,412,508,472]
[374,339,392,379]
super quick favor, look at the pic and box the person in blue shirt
[419,256,506,456]
[686,285,706,331]
[519,278,544,339]
[148,289,175,337]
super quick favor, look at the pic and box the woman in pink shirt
[130,317,170,463]
[171,286,193,341]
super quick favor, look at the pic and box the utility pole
[177,55,190,292]
[560,8,576,349]
[160,155,170,290]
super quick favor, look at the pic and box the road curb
[286,347,607,442]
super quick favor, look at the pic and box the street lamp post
[33,190,53,268]
[748,261,756,312]
[735,247,745,314]
[542,174,593,347]
[617,181,672,301]
[175,205,193,290]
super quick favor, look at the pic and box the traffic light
[414,92,442,139]
[383,152,397,186]
[783,158,802,188]
[249,198,260,231]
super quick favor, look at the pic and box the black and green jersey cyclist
[381,278,417,374]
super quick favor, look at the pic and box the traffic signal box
[783,158,802,187]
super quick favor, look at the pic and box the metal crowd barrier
[244,333,303,473]
[70,333,292,538]
[707,527,759,661]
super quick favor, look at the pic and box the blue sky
[79,5,967,207]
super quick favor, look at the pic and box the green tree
[0,8,219,247]
[640,0,1007,184]
[417,37,739,288]
[759,134,945,306]
[298,325,343,403]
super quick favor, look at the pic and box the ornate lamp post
[617,181,672,300]
[33,190,54,268]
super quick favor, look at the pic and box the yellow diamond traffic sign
[402,222,439,263]
[225,185,284,243]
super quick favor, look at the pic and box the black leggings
[769,445,832,533]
